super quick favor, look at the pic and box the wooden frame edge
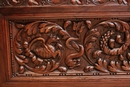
[1,10,130,87]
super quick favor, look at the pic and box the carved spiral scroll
[99,21,130,56]
[84,20,130,73]
[13,19,130,74]
[85,20,130,60]
[14,21,83,74]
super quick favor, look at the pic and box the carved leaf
[84,28,100,44]
[44,26,54,33]
[109,39,115,48]
[122,60,130,71]
[14,47,23,54]
[95,58,109,73]
[19,66,25,74]
[28,0,39,5]
[58,66,68,72]
[50,60,60,71]
[79,26,84,33]
[15,56,26,65]
[86,20,91,29]
[116,35,123,44]
[33,58,60,72]
[84,66,94,73]
[84,29,100,65]
[44,62,52,72]
[40,65,46,71]
[127,53,130,60]
[98,21,129,31]
[73,22,77,30]
[39,23,53,33]
[108,61,122,73]
[85,43,93,51]
[98,0,106,3]
[64,20,72,29]
[119,54,125,60]
[70,0,82,5]
[71,22,85,37]
[24,22,39,36]
[93,50,102,58]
[6,0,26,6]
[15,23,25,29]
[12,0,20,3]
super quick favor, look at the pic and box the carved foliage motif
[1,0,130,6]
[84,20,130,73]
[13,19,130,75]
[14,21,85,74]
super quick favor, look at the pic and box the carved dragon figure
[14,21,84,74]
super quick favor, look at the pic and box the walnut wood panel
[8,18,130,75]
[1,0,130,87]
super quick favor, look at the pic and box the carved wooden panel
[7,18,130,77]
[1,0,130,87]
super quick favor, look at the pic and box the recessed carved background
[9,18,130,77]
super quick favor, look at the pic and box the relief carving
[1,0,130,6]
[84,20,130,73]
[14,21,85,74]
[12,19,130,76]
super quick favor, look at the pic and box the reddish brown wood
[1,0,130,87]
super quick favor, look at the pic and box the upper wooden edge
[0,5,130,15]
[0,0,130,6]
[0,0,130,14]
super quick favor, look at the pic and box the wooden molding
[1,0,130,6]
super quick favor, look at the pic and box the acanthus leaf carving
[14,21,85,74]
[70,0,82,5]
[11,19,130,76]
[95,58,109,73]
[108,61,123,73]
[122,60,130,71]
[84,19,130,73]
[117,0,130,5]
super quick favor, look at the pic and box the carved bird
[31,36,62,59]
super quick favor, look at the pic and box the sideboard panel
[1,0,130,87]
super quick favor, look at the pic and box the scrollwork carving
[14,21,84,74]
[84,20,130,73]
[12,19,130,75]
[14,21,64,74]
